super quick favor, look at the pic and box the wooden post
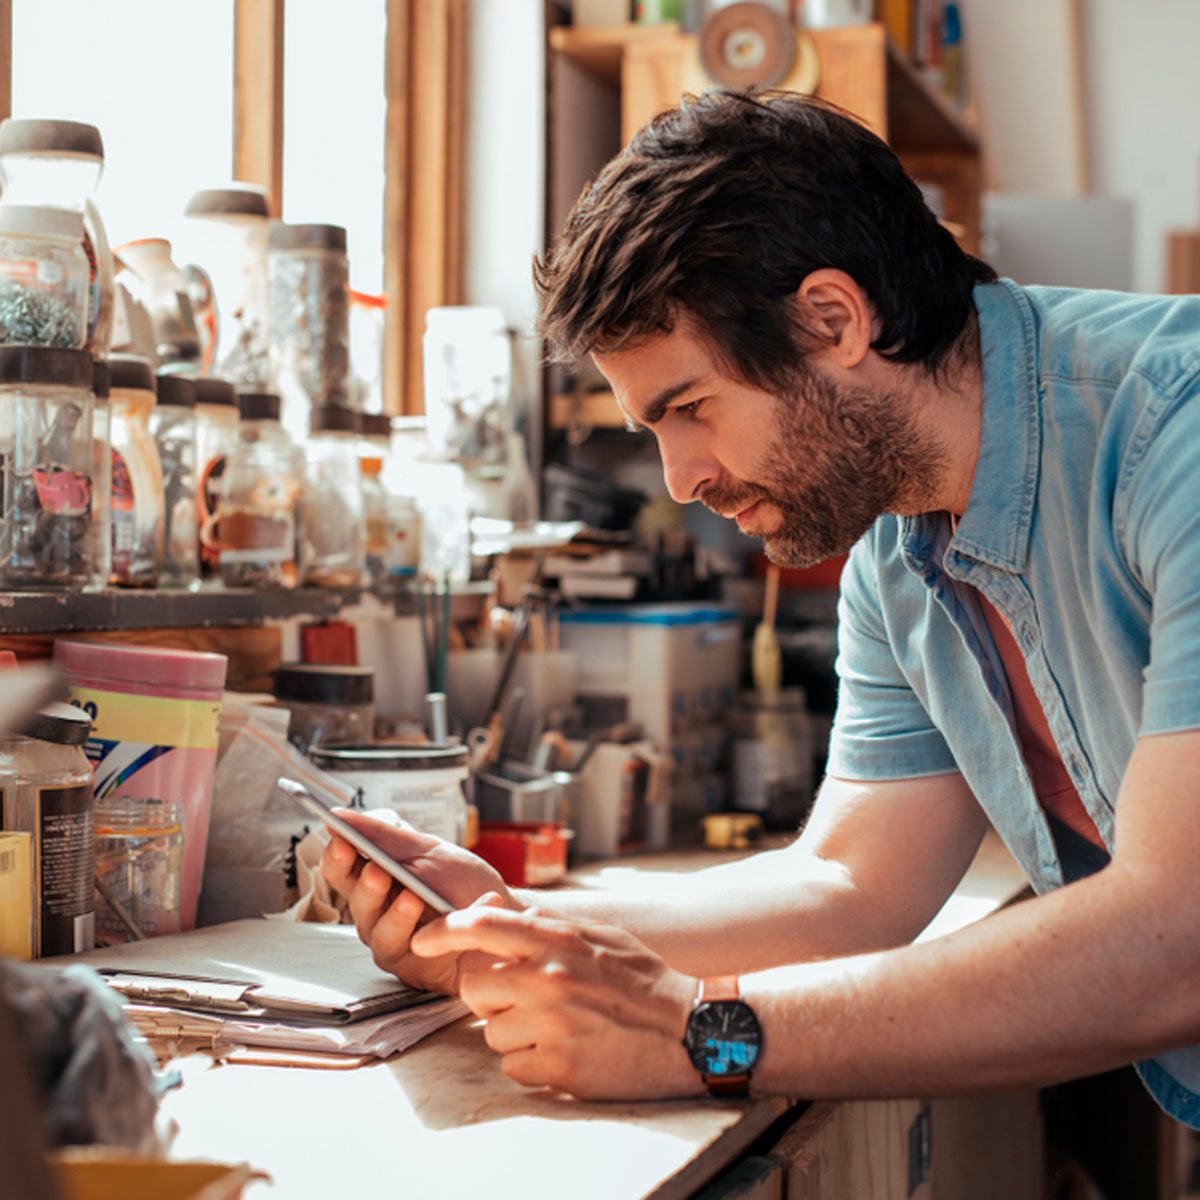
[383,0,412,418]
[0,0,12,122]
[234,0,285,216]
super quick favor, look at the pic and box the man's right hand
[320,809,522,996]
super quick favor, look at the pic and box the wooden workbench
[158,833,1028,1199]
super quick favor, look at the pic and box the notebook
[58,918,435,1025]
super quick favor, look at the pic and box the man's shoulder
[1020,284,1200,397]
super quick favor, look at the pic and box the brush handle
[763,563,781,628]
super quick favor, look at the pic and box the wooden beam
[384,0,412,418]
[0,0,12,122]
[234,0,285,216]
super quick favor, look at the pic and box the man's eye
[676,399,704,419]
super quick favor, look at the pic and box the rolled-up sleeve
[826,537,959,780]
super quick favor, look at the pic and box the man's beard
[700,369,947,568]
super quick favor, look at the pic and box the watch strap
[695,976,752,1097]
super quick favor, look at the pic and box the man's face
[594,322,945,568]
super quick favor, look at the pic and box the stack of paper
[57,919,467,1065]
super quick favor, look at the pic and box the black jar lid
[238,391,281,422]
[0,118,104,161]
[309,741,468,773]
[268,222,347,254]
[108,353,157,394]
[20,701,92,747]
[92,360,110,400]
[359,412,391,439]
[0,346,93,389]
[310,404,361,435]
[274,664,374,706]
[194,377,238,408]
[185,185,270,220]
[156,374,196,408]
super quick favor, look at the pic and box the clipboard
[58,919,432,1025]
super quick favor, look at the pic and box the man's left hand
[411,905,704,1101]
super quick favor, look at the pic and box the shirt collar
[943,279,1042,574]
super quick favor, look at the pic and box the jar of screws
[0,204,89,349]
[0,346,95,589]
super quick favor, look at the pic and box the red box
[474,822,570,888]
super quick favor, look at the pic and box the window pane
[282,0,386,294]
[11,0,236,248]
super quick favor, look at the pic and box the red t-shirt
[975,593,1105,849]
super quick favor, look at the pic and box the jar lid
[238,391,281,421]
[0,346,93,389]
[92,360,110,399]
[0,118,105,162]
[108,353,156,394]
[310,404,361,435]
[194,377,238,408]
[309,741,468,772]
[156,374,196,408]
[54,639,228,694]
[0,203,84,241]
[19,701,92,747]
[268,222,347,254]
[274,664,374,706]
[360,412,391,439]
[184,184,271,220]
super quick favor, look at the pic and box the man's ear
[795,269,874,369]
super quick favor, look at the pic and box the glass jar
[422,306,511,465]
[0,346,94,590]
[93,795,183,945]
[107,354,164,588]
[219,390,302,588]
[300,403,365,587]
[193,376,239,581]
[267,222,350,446]
[181,185,271,389]
[86,359,112,589]
[359,411,391,587]
[0,701,95,956]
[114,238,202,371]
[731,687,815,831]
[0,204,89,348]
[0,118,115,359]
[150,373,199,589]
[273,664,375,752]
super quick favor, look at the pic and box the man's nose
[656,431,716,505]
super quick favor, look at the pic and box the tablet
[277,778,454,915]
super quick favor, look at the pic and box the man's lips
[735,501,762,531]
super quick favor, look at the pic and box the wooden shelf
[549,390,630,431]
[884,36,979,154]
[548,22,682,86]
[0,581,497,635]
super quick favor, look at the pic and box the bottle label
[110,446,136,577]
[1,783,95,957]
[197,454,226,573]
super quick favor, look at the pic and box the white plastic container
[559,603,741,743]
[307,742,469,845]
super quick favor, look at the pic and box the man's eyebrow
[625,378,703,432]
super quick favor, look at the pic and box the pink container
[53,639,227,931]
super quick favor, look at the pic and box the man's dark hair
[534,90,996,389]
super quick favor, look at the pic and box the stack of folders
[61,919,468,1067]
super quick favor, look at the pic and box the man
[323,91,1200,1124]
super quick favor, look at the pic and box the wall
[464,0,547,464]
[1080,0,1200,294]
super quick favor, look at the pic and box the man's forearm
[517,846,929,976]
[744,861,1200,1098]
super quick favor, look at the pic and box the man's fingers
[411,906,580,962]
[366,886,425,966]
[320,835,363,898]
[345,861,399,942]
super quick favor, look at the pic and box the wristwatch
[682,975,763,1097]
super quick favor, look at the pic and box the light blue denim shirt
[827,278,1200,1126]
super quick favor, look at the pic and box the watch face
[684,1000,762,1077]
